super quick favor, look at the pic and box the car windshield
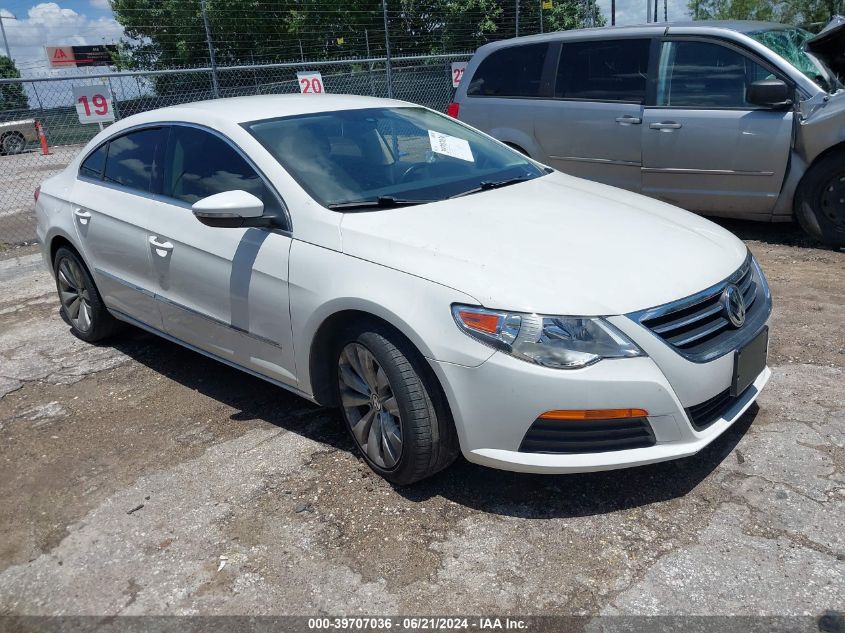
[749,27,836,91]
[245,106,546,209]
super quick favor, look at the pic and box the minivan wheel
[335,326,458,485]
[53,247,121,342]
[795,152,845,248]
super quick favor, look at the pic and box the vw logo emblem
[721,284,746,328]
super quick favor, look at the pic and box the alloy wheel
[338,342,403,469]
[57,257,93,332]
[2,134,25,155]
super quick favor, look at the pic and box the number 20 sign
[72,84,115,124]
[296,71,325,95]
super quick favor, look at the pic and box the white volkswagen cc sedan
[35,94,772,485]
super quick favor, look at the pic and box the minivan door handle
[649,121,683,130]
[615,115,642,125]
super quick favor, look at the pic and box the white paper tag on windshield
[428,130,474,162]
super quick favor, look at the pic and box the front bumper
[430,325,770,475]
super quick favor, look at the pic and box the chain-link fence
[0,53,470,247]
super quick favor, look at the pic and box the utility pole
[540,0,544,33]
[382,0,393,98]
[612,0,616,25]
[199,0,220,98]
[654,0,658,21]
[664,0,667,21]
[0,10,16,59]
[515,0,520,37]
[647,0,652,23]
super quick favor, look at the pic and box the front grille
[628,254,771,362]
[519,417,656,454]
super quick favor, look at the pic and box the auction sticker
[428,130,474,162]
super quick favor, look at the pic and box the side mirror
[192,190,275,228]
[747,79,793,109]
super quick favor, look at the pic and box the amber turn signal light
[538,408,648,420]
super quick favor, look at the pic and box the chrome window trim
[627,251,772,363]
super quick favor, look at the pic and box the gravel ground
[0,221,843,618]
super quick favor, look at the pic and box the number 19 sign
[72,84,115,124]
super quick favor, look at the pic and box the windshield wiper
[449,176,534,199]
[327,196,433,210]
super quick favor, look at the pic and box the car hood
[339,172,748,315]
[806,16,845,79]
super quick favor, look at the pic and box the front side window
[246,107,546,208]
[657,41,773,108]
[466,44,549,98]
[163,126,275,208]
[103,127,163,192]
[555,39,650,102]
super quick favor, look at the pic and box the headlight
[452,305,644,369]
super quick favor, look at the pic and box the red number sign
[297,71,326,95]
[72,85,115,124]
[451,62,468,88]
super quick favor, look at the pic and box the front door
[641,39,793,217]
[533,38,651,193]
[145,124,297,387]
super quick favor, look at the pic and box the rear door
[72,127,165,328]
[641,38,793,217]
[533,38,651,192]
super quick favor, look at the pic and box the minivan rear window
[555,39,650,102]
[466,43,549,98]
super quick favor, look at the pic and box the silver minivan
[450,20,845,247]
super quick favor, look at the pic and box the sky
[0,0,693,77]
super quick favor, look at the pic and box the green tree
[690,0,843,28]
[0,55,29,111]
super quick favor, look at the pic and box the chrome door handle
[148,236,174,255]
[615,115,642,125]
[73,208,92,225]
[649,121,682,130]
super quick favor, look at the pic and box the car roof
[482,19,794,46]
[153,93,414,124]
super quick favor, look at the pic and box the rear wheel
[794,152,845,248]
[1,132,25,155]
[335,325,458,485]
[53,246,121,342]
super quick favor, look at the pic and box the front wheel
[335,326,458,485]
[794,152,845,248]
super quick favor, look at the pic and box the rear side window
[163,126,276,208]
[555,39,650,102]
[103,128,163,192]
[466,43,549,98]
[79,143,107,179]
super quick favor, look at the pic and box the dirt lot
[0,221,843,618]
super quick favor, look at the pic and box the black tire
[1,132,26,155]
[794,151,845,248]
[334,324,459,485]
[53,246,122,342]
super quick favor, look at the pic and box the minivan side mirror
[747,79,793,109]
[192,190,279,228]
